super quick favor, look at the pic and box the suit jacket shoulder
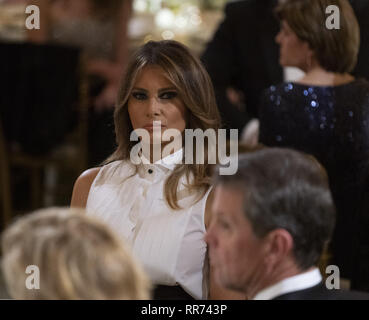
[273,283,369,300]
[224,0,274,21]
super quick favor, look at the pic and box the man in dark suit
[201,0,369,132]
[206,148,369,300]
[201,0,282,132]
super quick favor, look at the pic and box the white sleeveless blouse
[86,149,211,299]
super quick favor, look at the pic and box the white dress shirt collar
[253,268,323,300]
[139,147,183,171]
[283,66,305,82]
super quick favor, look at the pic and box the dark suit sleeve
[201,3,250,132]
[351,1,369,81]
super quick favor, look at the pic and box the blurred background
[0,0,227,52]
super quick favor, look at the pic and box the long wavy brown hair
[106,40,221,209]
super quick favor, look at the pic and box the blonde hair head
[1,207,151,300]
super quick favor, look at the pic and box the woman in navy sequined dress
[259,0,369,291]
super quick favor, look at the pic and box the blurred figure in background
[201,0,282,132]
[26,0,133,166]
[201,0,369,133]
[259,0,369,291]
[1,207,151,299]
[350,0,369,81]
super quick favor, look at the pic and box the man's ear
[263,229,294,268]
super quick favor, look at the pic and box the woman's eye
[132,92,147,100]
[159,91,178,99]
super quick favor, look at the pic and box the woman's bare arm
[70,168,100,208]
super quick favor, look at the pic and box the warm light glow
[133,0,147,12]
[161,30,175,40]
[155,8,175,29]
[175,16,187,29]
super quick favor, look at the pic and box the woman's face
[275,20,312,71]
[127,65,187,146]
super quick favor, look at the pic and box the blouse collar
[139,148,183,171]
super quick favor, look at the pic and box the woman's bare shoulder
[70,167,101,208]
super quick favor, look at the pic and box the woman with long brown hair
[71,40,242,299]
